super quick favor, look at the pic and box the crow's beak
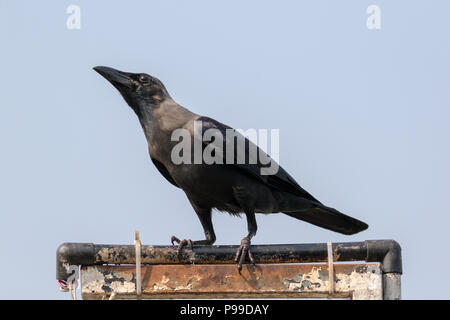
[93,66,133,88]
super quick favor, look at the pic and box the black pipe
[56,239,401,281]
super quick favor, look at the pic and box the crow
[93,66,368,272]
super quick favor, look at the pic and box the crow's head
[93,66,170,116]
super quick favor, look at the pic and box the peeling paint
[81,263,383,300]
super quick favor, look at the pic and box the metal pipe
[57,239,401,282]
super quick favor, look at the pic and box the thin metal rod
[134,231,142,298]
[327,242,334,294]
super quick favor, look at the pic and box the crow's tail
[283,206,368,235]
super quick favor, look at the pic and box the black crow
[93,66,368,272]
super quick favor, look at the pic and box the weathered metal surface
[57,240,402,280]
[383,273,401,300]
[92,243,366,265]
[81,263,383,300]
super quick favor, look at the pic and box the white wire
[68,280,78,300]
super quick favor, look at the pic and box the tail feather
[283,206,368,235]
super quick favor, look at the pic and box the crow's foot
[234,236,255,273]
[170,236,193,257]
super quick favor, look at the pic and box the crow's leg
[171,203,216,256]
[234,210,257,273]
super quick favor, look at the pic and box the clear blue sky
[1,1,449,299]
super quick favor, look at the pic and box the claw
[170,236,180,246]
[170,236,193,257]
[234,236,254,273]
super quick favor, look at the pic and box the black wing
[197,116,320,203]
[151,158,180,188]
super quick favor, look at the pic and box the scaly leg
[171,202,216,256]
[235,210,257,273]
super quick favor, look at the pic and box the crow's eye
[139,74,150,84]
